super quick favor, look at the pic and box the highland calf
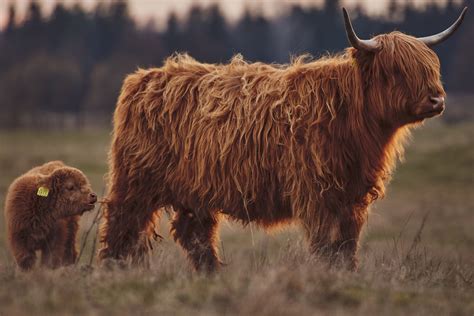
[99,8,467,271]
[5,161,97,271]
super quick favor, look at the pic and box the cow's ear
[350,47,374,73]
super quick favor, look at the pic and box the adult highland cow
[99,8,467,271]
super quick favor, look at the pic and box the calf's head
[343,7,467,126]
[40,167,97,217]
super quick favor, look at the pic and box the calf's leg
[11,236,37,271]
[62,216,79,265]
[41,223,67,269]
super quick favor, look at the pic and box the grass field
[0,120,473,315]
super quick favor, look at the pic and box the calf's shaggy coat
[100,8,466,271]
[4,161,97,270]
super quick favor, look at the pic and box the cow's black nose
[429,96,445,110]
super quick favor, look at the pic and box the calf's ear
[46,168,69,193]
[31,175,50,201]
[35,175,53,212]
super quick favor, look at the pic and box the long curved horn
[342,7,381,52]
[418,7,468,47]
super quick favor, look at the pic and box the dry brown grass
[0,120,473,315]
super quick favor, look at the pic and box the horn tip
[342,7,349,20]
[459,6,468,23]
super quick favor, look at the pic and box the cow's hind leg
[99,194,158,266]
[171,209,220,273]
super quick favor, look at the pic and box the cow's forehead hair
[373,32,441,72]
[353,31,444,96]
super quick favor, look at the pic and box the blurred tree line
[0,0,471,129]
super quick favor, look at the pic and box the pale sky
[0,0,458,30]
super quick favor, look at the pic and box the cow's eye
[66,184,74,191]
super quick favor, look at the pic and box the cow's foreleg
[333,210,367,270]
[171,209,221,273]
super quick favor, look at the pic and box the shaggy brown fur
[4,161,97,271]
[100,31,446,271]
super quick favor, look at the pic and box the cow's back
[109,56,295,221]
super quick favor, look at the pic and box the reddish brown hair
[5,161,96,270]
[100,31,447,271]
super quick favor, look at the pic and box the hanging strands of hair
[76,187,107,266]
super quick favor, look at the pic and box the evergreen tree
[234,10,273,62]
[164,12,182,55]
[0,0,471,129]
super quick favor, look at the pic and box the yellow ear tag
[37,187,49,197]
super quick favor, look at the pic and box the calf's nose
[89,193,97,203]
